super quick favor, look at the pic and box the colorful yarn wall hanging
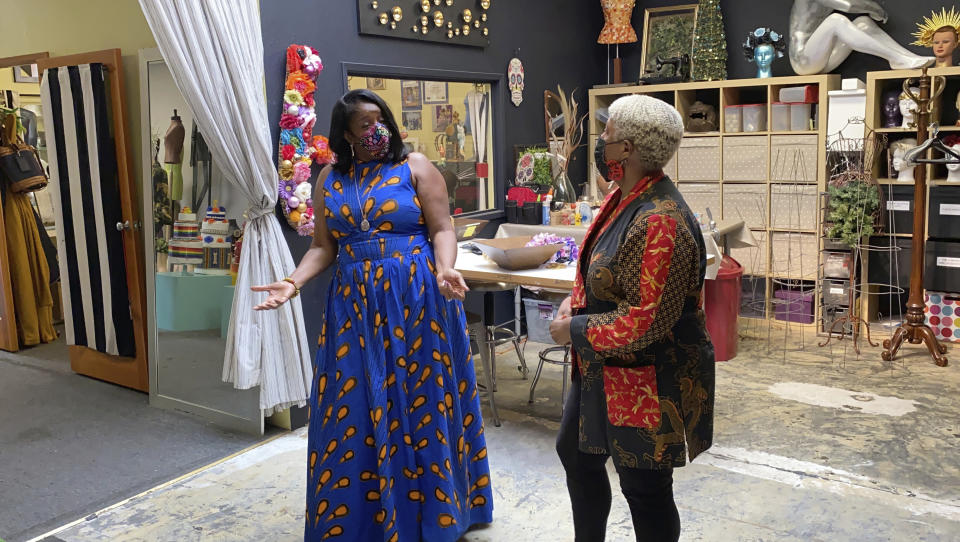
[277,44,336,236]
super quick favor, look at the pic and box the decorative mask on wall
[685,101,718,132]
[508,57,524,107]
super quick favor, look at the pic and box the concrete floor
[26,328,960,542]
[0,336,267,542]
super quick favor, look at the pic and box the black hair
[329,89,408,174]
[742,27,786,61]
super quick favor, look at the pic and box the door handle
[116,220,130,231]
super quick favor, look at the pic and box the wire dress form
[817,122,891,355]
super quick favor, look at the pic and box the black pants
[556,381,681,542]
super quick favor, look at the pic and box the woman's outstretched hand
[437,268,469,301]
[252,281,298,311]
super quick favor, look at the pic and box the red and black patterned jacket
[569,173,715,469]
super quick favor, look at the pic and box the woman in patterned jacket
[549,94,715,542]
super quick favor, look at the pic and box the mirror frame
[340,62,506,220]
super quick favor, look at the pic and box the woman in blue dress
[253,89,494,541]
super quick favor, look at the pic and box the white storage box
[678,183,721,218]
[742,104,767,132]
[723,183,768,228]
[771,232,818,279]
[772,103,791,131]
[823,251,853,279]
[791,103,813,131]
[678,137,721,181]
[723,135,768,181]
[523,297,560,344]
[730,230,768,276]
[771,134,819,182]
[779,85,818,103]
[770,183,818,229]
[724,105,742,132]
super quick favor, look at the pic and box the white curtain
[139,0,312,415]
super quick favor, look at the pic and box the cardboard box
[771,135,819,182]
[723,136,768,181]
[677,137,721,181]
[723,183,768,229]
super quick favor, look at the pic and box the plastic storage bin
[704,256,743,361]
[928,185,960,240]
[823,251,853,278]
[724,105,742,132]
[924,240,960,292]
[774,289,815,324]
[523,297,560,344]
[771,102,791,131]
[791,103,812,131]
[779,85,818,103]
[822,279,851,306]
[742,104,766,132]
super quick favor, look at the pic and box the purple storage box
[774,290,814,324]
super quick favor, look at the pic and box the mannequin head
[932,26,958,67]
[882,90,903,128]
[944,135,960,180]
[899,88,920,129]
[743,27,785,79]
[891,138,918,182]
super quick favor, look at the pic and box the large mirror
[139,49,260,433]
[346,76,495,215]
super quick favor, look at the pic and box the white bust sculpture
[900,88,919,129]
[947,143,960,182]
[891,138,918,182]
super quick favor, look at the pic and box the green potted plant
[826,180,880,248]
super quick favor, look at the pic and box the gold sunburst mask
[912,7,960,46]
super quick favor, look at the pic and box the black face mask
[594,137,625,182]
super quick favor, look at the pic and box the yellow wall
[0,0,157,184]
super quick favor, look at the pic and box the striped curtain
[39,63,135,357]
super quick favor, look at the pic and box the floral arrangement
[526,233,579,263]
[277,44,336,236]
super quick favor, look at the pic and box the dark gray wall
[261,1,605,348]
[630,0,946,81]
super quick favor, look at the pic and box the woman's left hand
[549,316,572,345]
[437,268,469,301]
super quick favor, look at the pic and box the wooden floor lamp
[881,68,949,367]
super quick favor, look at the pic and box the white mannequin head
[946,139,960,181]
[891,138,917,182]
[900,88,919,129]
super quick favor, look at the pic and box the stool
[467,311,500,427]
[465,281,529,381]
[528,345,572,411]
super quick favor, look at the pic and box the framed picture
[423,81,448,104]
[366,77,386,90]
[401,80,422,110]
[432,105,454,132]
[12,64,39,84]
[640,4,699,77]
[402,111,423,131]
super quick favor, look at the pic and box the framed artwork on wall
[401,80,422,110]
[12,64,39,84]
[640,4,699,77]
[366,77,386,90]
[402,111,423,131]
[432,104,453,132]
[423,81,448,104]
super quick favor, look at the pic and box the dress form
[598,0,638,83]
[163,110,186,201]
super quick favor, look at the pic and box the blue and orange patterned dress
[305,159,494,541]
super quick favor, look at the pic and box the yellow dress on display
[4,184,56,346]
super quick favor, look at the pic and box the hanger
[903,123,960,166]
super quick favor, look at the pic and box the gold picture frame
[640,4,699,78]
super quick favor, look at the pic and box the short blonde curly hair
[608,94,684,174]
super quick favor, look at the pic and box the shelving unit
[862,66,960,334]
[588,75,840,328]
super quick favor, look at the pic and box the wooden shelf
[589,74,840,328]
[875,127,916,133]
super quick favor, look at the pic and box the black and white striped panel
[40,63,135,357]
